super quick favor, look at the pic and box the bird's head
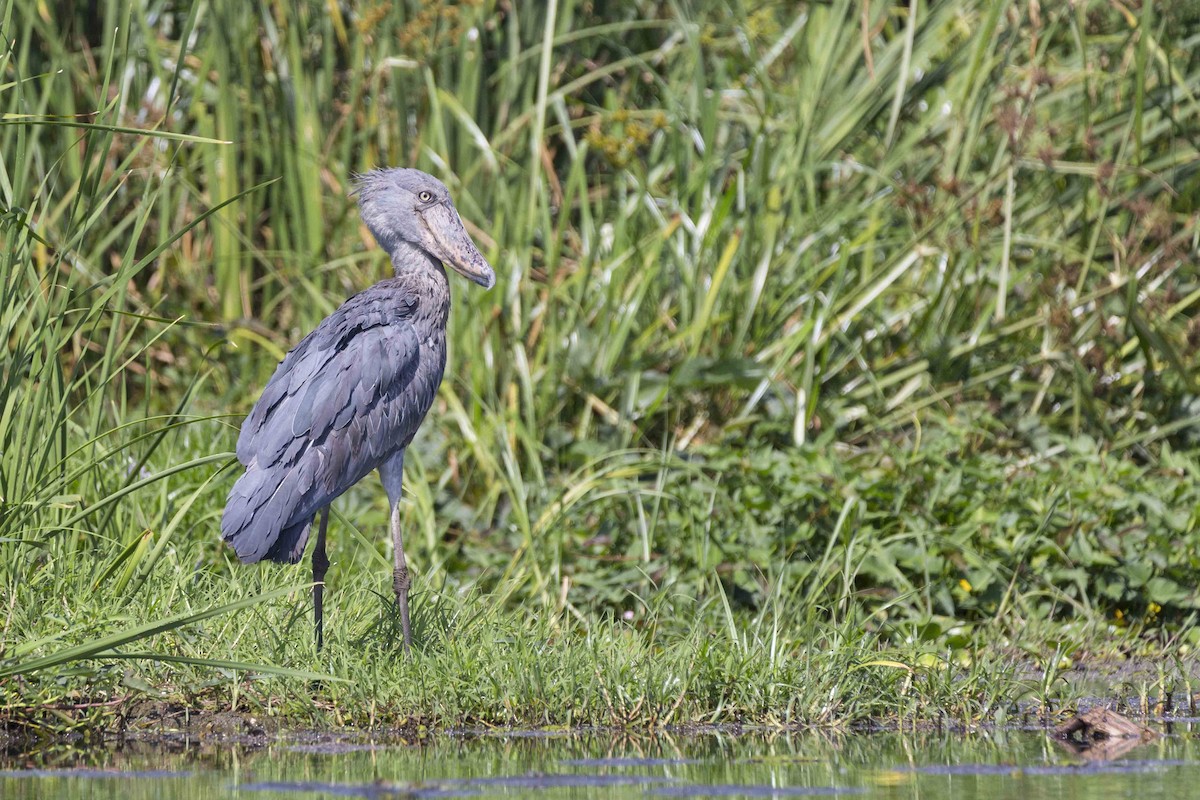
[353,168,495,290]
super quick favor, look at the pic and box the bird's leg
[312,506,330,652]
[379,449,412,653]
[391,499,412,652]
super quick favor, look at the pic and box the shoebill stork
[220,168,494,652]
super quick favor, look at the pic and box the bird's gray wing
[222,286,433,564]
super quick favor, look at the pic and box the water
[3,725,1199,799]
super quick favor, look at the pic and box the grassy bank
[1,0,1198,732]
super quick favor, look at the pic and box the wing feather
[222,284,434,564]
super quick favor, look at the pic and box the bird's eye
[418,191,433,203]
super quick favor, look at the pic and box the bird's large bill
[425,203,496,290]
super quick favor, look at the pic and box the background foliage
[1,0,1198,727]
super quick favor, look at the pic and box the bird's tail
[221,466,314,564]
[263,517,313,564]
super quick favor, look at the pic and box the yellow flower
[959,578,972,593]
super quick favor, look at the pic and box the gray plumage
[221,167,494,651]
[221,282,438,562]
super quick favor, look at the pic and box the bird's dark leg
[379,449,412,653]
[312,506,330,651]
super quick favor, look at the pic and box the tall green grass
[1,0,1198,729]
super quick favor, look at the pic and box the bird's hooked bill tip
[426,210,495,290]
[443,246,494,289]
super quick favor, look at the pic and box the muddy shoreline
[3,654,1194,754]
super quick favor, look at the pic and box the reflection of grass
[2,1,1198,731]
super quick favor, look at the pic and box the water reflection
[2,725,1198,799]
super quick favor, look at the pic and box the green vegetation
[1,0,1198,733]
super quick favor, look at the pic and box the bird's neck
[388,240,442,276]
[387,240,451,326]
